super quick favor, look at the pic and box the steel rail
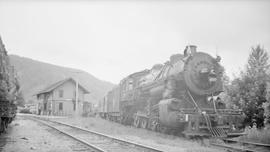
[210,142,256,152]
[222,138,270,148]
[30,117,106,152]
[30,115,164,152]
[210,138,270,152]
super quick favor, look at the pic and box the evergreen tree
[226,45,269,128]
[242,46,269,128]
[247,46,269,79]
[263,100,270,127]
[264,82,270,126]
[16,91,25,107]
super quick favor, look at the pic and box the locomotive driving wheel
[158,125,169,134]
[149,119,158,131]
[133,116,140,128]
[140,118,148,129]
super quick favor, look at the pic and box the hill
[9,55,115,104]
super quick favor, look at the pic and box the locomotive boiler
[0,36,20,133]
[99,45,244,138]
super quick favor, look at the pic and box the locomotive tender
[0,36,20,133]
[99,45,244,138]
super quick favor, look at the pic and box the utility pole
[75,77,79,116]
[73,71,82,117]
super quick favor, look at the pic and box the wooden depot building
[36,77,90,116]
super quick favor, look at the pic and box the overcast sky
[0,0,270,84]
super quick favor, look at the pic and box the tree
[16,91,25,107]
[243,46,269,128]
[223,77,242,109]
[263,101,270,127]
[226,45,269,128]
[247,46,269,79]
[219,72,239,109]
[263,81,270,127]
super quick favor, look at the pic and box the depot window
[73,102,76,111]
[59,103,63,110]
[128,80,133,90]
[59,90,64,98]
[44,103,47,110]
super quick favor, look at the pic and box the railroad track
[27,116,164,152]
[29,117,107,152]
[210,137,270,152]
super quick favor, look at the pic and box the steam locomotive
[99,45,244,138]
[0,36,20,133]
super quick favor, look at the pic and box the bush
[19,108,31,114]
[263,102,270,125]
[240,126,270,144]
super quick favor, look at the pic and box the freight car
[82,102,94,117]
[0,36,20,133]
[99,45,244,138]
[99,87,120,121]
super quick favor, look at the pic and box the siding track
[210,138,270,152]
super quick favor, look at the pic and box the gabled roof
[36,77,90,96]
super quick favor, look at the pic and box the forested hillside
[9,55,115,104]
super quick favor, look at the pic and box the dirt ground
[0,115,224,152]
[42,115,223,152]
[0,116,88,152]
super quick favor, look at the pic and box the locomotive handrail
[187,90,201,112]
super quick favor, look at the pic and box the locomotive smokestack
[188,45,197,53]
[184,45,197,57]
